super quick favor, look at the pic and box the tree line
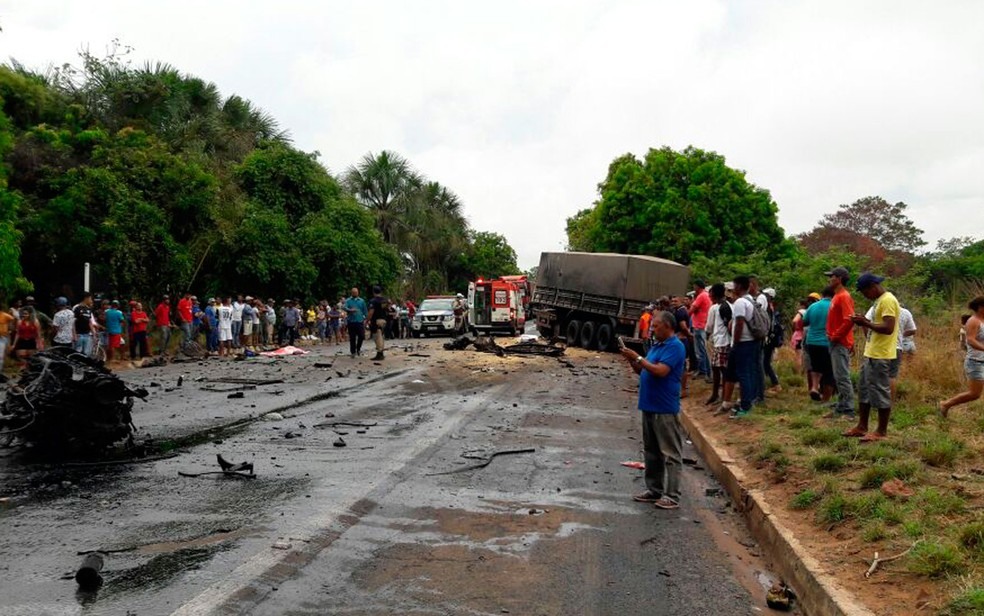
[0,44,520,305]
[568,146,984,314]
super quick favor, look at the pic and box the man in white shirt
[704,283,732,406]
[231,295,244,348]
[722,276,760,418]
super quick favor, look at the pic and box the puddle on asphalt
[101,543,233,599]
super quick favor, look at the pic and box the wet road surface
[1,334,777,615]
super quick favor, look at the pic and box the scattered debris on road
[0,347,148,455]
[75,553,104,590]
[620,461,645,470]
[426,447,536,476]
[178,454,255,479]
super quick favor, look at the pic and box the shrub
[942,588,984,616]
[847,493,890,521]
[789,416,814,430]
[907,541,965,577]
[790,489,821,510]
[903,520,926,538]
[919,434,965,468]
[812,453,847,473]
[856,443,902,463]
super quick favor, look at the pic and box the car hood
[417,310,453,317]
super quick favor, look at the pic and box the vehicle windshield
[419,299,454,311]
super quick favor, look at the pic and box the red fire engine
[468,276,527,336]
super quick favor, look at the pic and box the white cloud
[1,0,982,268]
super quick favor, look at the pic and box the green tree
[0,101,30,300]
[569,146,790,263]
[454,231,520,286]
[344,150,422,245]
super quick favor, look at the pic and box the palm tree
[344,150,422,245]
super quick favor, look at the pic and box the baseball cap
[824,266,850,279]
[644,303,655,311]
[724,282,735,291]
[55,296,69,307]
[762,287,776,298]
[808,292,821,300]
[856,273,885,290]
[111,300,120,306]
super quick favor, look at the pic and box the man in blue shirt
[621,310,687,510]
[104,300,125,363]
[344,287,368,358]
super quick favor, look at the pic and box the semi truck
[530,252,689,350]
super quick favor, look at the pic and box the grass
[695,317,984,607]
[919,434,966,468]
[907,541,965,578]
[942,588,984,616]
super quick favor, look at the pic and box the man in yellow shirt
[844,273,899,442]
[0,305,14,370]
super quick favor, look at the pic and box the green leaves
[572,146,787,264]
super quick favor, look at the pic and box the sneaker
[728,409,750,419]
[652,497,680,510]
[633,491,662,503]
[714,402,734,415]
[372,352,385,361]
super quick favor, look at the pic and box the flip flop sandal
[842,428,867,437]
[859,433,886,443]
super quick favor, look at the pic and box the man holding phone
[620,311,687,510]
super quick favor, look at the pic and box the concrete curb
[680,408,876,616]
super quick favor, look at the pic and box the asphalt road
[0,332,778,616]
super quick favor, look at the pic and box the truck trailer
[530,252,689,350]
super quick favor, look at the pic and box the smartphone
[616,336,626,349]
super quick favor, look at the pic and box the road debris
[75,552,104,590]
[620,461,645,470]
[179,453,255,479]
[333,437,347,448]
[426,447,536,476]
[765,580,796,611]
[0,347,148,455]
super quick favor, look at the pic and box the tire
[411,331,419,338]
[579,320,597,349]
[565,320,582,347]
[596,322,614,351]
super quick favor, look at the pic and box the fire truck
[468,276,526,336]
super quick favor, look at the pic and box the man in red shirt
[129,302,150,359]
[177,292,194,344]
[155,295,172,356]
[689,280,712,379]
[824,267,856,419]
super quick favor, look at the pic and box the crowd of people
[0,287,420,369]
[621,267,984,510]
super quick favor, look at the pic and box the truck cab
[468,278,525,336]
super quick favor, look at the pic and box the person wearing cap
[636,304,654,350]
[129,301,151,359]
[103,300,125,363]
[722,275,760,418]
[452,293,467,334]
[177,292,194,344]
[344,288,368,357]
[843,273,899,441]
[761,288,783,393]
[155,295,172,356]
[690,280,712,380]
[824,266,856,419]
[51,297,75,349]
[202,298,219,353]
[802,288,834,402]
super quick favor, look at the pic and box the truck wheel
[537,326,553,339]
[566,320,582,346]
[579,320,597,349]
[596,322,614,351]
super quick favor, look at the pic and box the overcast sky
[2,1,982,268]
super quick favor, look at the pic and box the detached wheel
[566,320,582,347]
[579,320,597,349]
[596,322,614,351]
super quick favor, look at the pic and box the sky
[1,0,982,269]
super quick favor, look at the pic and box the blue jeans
[75,334,93,357]
[732,340,761,412]
[231,320,242,347]
[693,329,710,376]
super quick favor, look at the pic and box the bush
[790,489,821,510]
[847,493,890,521]
[907,541,965,577]
[958,521,984,554]
[919,434,965,468]
[812,454,847,473]
[858,462,920,489]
